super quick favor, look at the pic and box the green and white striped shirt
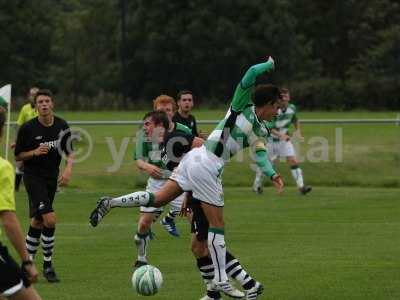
[205,58,275,161]
[270,104,298,141]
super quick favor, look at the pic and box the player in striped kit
[90,57,284,299]
[253,88,312,195]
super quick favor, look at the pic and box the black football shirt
[161,131,195,171]
[172,112,199,137]
[15,116,72,179]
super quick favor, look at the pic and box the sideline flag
[0,84,12,160]
[0,84,11,110]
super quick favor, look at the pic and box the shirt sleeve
[0,161,16,212]
[254,140,276,178]
[231,57,275,112]
[175,122,192,134]
[134,129,149,161]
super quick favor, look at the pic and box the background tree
[0,0,398,110]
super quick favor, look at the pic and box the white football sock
[134,232,149,262]
[110,191,153,208]
[291,166,304,188]
[208,229,228,283]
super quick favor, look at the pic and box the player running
[90,57,284,299]
[253,88,312,195]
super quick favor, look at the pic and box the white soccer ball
[132,265,163,296]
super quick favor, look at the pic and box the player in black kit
[14,89,74,283]
[172,90,200,137]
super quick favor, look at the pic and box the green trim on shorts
[147,192,155,206]
[209,227,225,235]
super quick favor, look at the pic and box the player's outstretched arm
[253,141,284,194]
[231,56,275,112]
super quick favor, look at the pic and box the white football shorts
[140,177,184,213]
[170,145,225,207]
[270,140,296,159]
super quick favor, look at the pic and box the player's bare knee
[30,218,43,229]
[138,215,153,232]
[42,213,56,228]
[137,222,151,233]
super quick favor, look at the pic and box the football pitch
[2,110,400,299]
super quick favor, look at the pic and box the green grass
[8,186,400,300]
[1,110,400,299]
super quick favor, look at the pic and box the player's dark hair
[34,89,53,103]
[143,110,169,130]
[177,90,193,101]
[280,87,289,95]
[252,84,281,107]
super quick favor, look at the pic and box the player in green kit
[253,88,312,194]
[92,95,194,268]
[90,57,284,299]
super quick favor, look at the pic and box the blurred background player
[13,87,39,191]
[172,90,200,137]
[14,89,74,283]
[0,109,42,300]
[252,88,312,195]
[131,95,192,267]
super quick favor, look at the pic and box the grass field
[1,111,400,299]
[12,187,400,300]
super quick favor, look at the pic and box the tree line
[1,0,399,110]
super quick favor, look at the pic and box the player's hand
[10,142,16,149]
[271,174,284,194]
[146,165,163,179]
[266,56,275,69]
[22,261,39,283]
[280,133,290,141]
[33,144,49,156]
[179,196,191,217]
[58,168,72,186]
[199,131,208,139]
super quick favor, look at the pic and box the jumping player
[89,57,284,298]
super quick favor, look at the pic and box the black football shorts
[23,174,58,218]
